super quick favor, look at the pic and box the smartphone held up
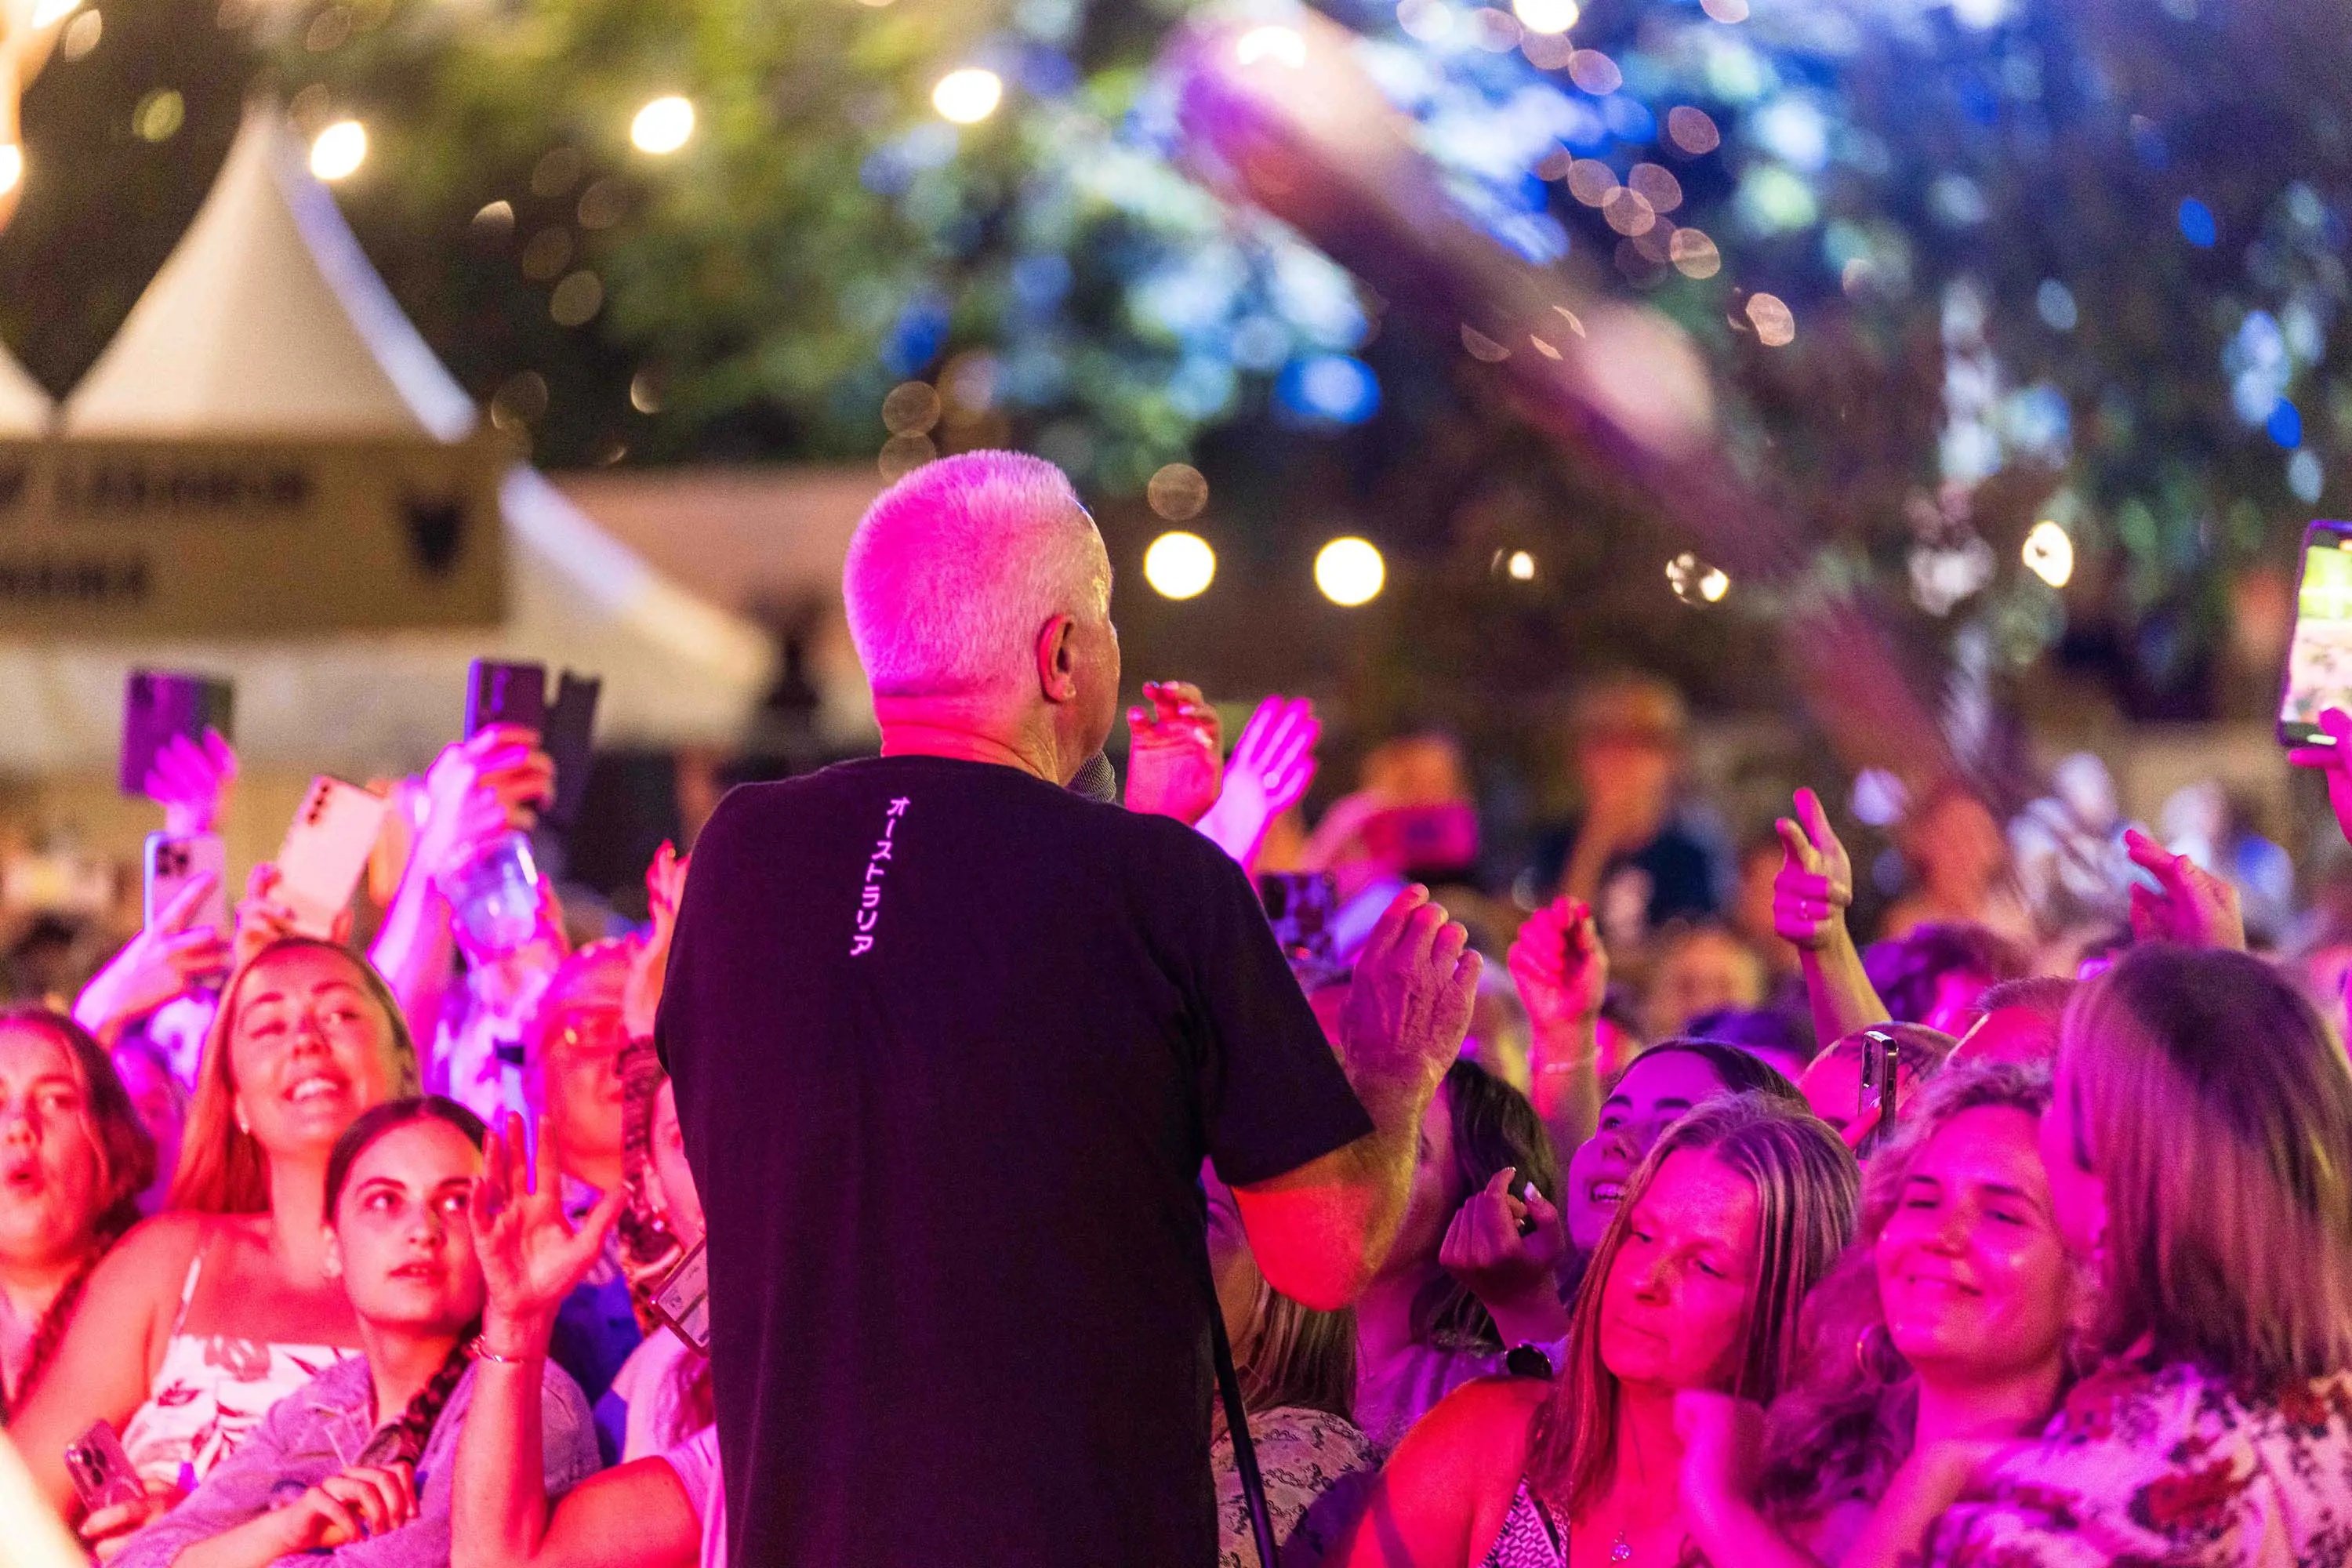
[2280,520,2352,747]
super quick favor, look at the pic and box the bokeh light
[1147,463,1209,521]
[1669,227,1722,278]
[29,0,81,28]
[2023,521,2074,588]
[1316,538,1386,606]
[631,96,695,154]
[309,121,367,181]
[1667,107,1721,155]
[1144,532,1217,599]
[0,145,20,198]
[882,381,942,436]
[1235,25,1306,67]
[1512,0,1579,33]
[1507,550,1537,581]
[2177,197,2216,249]
[1745,292,1796,347]
[932,68,1004,125]
[1668,551,1730,604]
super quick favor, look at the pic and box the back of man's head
[844,451,1107,700]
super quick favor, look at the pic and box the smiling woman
[8,939,420,1544]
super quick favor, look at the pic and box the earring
[233,1101,252,1135]
[1854,1321,1906,1382]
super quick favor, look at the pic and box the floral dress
[1211,1406,1377,1567]
[1926,1354,2352,1567]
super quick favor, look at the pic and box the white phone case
[143,831,229,934]
[274,778,390,938]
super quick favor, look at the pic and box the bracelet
[468,1334,543,1366]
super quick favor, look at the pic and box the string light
[2023,520,2074,588]
[1316,538,1385,606]
[631,96,695,154]
[1512,0,1577,33]
[309,120,367,181]
[1144,532,1217,599]
[932,68,1003,125]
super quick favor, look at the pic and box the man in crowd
[659,451,1481,1568]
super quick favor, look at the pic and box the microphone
[1068,751,1118,804]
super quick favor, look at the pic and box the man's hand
[1439,1167,1567,1343]
[1123,681,1223,825]
[144,728,238,838]
[1507,896,1606,1030]
[2124,827,2245,951]
[622,841,688,1040]
[1340,885,1481,1093]
[1196,695,1319,869]
[73,874,230,1037]
[1773,787,1854,953]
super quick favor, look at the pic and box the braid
[1,1247,103,1423]
[357,1324,481,1469]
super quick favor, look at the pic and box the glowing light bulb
[1507,550,1537,581]
[2023,520,2074,588]
[631,96,695,154]
[1235,25,1306,67]
[0,145,20,197]
[1144,532,1217,600]
[309,121,367,181]
[29,0,81,28]
[1316,538,1385,607]
[932,67,1004,125]
[1512,0,1578,33]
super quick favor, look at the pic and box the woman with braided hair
[0,1008,155,1420]
[107,1098,601,1568]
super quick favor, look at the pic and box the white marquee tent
[0,104,774,779]
[0,340,49,435]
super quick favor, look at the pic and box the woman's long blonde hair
[1526,1094,1857,1515]
[1759,1062,2074,1515]
[168,938,417,1214]
[2067,944,2352,1390]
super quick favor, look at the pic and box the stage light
[1512,0,1578,33]
[310,121,366,181]
[631,96,695,154]
[933,68,1003,125]
[1145,532,1216,600]
[2023,521,2074,588]
[1235,25,1306,67]
[1316,538,1385,607]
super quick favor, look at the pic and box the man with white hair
[660,451,1479,1568]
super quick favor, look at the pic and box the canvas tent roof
[3,106,774,775]
[0,341,51,434]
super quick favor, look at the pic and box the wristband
[468,1333,543,1366]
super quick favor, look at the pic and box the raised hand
[1773,787,1855,953]
[2291,707,2352,852]
[468,1112,625,1356]
[1439,1167,1568,1343]
[1196,695,1319,869]
[1123,681,1223,826]
[72,873,231,1037]
[1507,896,1606,1030]
[622,840,688,1040]
[143,728,238,838]
[1341,885,1482,1091]
[417,725,556,871]
[232,862,335,967]
[2124,827,2245,952]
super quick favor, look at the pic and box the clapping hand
[1773,788,1854,953]
[2123,827,2245,951]
[1196,695,1319,870]
[622,841,688,1040]
[468,1112,625,1357]
[143,728,238,838]
[1507,897,1606,1031]
[1124,681,1224,826]
[72,873,231,1038]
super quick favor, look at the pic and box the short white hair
[844,451,1110,699]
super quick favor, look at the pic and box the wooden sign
[0,433,506,636]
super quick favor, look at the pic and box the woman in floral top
[1925,943,2352,1568]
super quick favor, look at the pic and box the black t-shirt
[657,755,1374,1568]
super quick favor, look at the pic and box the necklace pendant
[1610,1530,1633,1563]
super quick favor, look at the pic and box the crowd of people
[3,448,2352,1566]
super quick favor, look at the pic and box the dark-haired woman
[106,1098,600,1568]
[1335,1096,1857,1568]
[1922,945,2352,1566]
[1353,1058,1566,1452]
[0,1008,155,1419]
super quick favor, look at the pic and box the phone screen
[2281,524,2352,743]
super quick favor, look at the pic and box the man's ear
[1034,615,1080,706]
